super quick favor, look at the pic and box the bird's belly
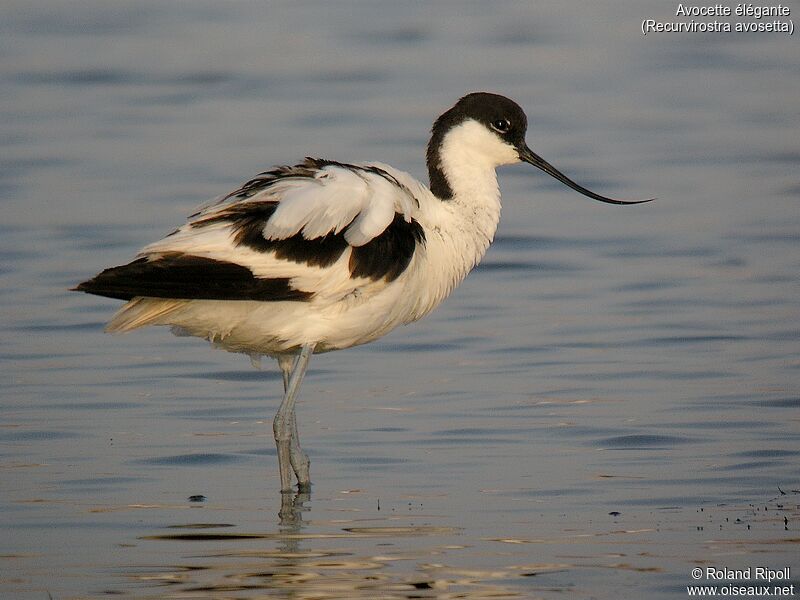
[160,287,424,357]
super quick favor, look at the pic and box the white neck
[438,119,519,250]
[405,121,522,319]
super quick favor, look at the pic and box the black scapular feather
[74,254,312,302]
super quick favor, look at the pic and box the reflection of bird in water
[75,92,650,496]
[277,488,309,531]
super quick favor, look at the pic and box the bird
[74,92,650,495]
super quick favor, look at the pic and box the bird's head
[428,92,652,205]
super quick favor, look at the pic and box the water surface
[1,1,798,598]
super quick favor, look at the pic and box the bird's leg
[288,409,311,492]
[273,344,314,493]
[278,354,311,492]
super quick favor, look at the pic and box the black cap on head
[427,92,529,198]
[429,92,528,155]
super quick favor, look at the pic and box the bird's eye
[490,119,511,133]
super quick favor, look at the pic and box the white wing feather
[143,161,420,268]
[367,162,418,220]
[262,164,417,244]
[264,167,371,240]
[342,173,398,246]
[181,161,420,249]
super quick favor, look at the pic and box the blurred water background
[1,1,798,598]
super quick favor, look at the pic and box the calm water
[2,1,798,598]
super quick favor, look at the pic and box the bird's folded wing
[76,159,426,304]
[189,158,419,244]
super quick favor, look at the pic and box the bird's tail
[106,297,188,333]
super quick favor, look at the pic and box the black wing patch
[194,203,425,282]
[73,254,311,302]
[195,202,349,268]
[350,214,425,281]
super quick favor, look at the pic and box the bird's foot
[290,446,310,491]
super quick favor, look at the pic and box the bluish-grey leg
[273,344,314,493]
[278,353,311,491]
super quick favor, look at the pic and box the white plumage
[120,166,441,353]
[75,92,649,497]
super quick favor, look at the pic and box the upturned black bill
[519,146,653,205]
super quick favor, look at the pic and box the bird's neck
[418,153,503,310]
[409,170,501,323]
[431,134,504,248]
[428,122,506,235]
[443,164,502,250]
